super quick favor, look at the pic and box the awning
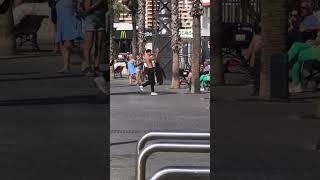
[114,29,153,40]
[202,0,210,7]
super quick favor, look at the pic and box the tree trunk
[170,0,180,89]
[131,8,138,57]
[137,0,145,54]
[109,0,115,80]
[190,0,201,94]
[212,0,224,85]
[0,4,16,56]
[260,0,287,99]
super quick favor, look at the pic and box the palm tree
[109,0,130,80]
[190,0,202,94]
[131,7,138,57]
[259,0,288,99]
[109,0,119,80]
[212,0,224,85]
[122,0,138,57]
[170,0,180,89]
[0,0,16,56]
[137,0,145,54]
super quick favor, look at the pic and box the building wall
[178,0,193,29]
[145,0,153,28]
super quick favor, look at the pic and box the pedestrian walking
[139,48,159,96]
[127,55,136,85]
[56,0,82,73]
[134,54,144,85]
[82,0,107,76]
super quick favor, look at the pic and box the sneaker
[200,87,205,92]
[151,92,158,96]
[94,76,108,94]
[139,85,144,92]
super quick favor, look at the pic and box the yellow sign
[120,31,127,39]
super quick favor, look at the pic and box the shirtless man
[139,48,159,95]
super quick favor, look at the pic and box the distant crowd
[241,0,320,94]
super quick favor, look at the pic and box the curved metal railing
[150,167,210,180]
[136,143,210,180]
[136,132,210,155]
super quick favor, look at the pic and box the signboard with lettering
[179,29,193,38]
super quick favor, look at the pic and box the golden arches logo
[120,31,127,39]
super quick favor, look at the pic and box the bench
[14,15,48,51]
[301,60,320,91]
[221,23,254,60]
[114,66,124,78]
[179,68,191,89]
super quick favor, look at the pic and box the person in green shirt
[288,36,320,93]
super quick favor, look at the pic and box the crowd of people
[241,0,320,94]
[121,50,210,94]
[184,59,210,92]
[120,49,161,96]
[48,0,106,75]
[287,0,320,93]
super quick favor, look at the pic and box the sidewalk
[0,53,107,179]
[214,82,320,179]
[110,79,210,180]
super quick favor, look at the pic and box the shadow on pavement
[0,74,85,82]
[0,72,41,76]
[110,140,138,146]
[0,53,60,60]
[110,91,178,96]
[0,95,108,106]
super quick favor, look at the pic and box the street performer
[139,48,159,96]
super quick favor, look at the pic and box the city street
[110,79,210,180]
[0,53,107,179]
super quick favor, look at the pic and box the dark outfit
[142,67,155,92]
[288,15,319,46]
[155,62,166,85]
[48,0,57,24]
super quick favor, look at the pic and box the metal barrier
[150,167,210,180]
[136,132,210,155]
[136,143,210,180]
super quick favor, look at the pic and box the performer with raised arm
[139,48,159,96]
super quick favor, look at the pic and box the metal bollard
[150,167,210,180]
[136,143,210,180]
[137,132,210,155]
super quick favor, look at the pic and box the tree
[212,0,224,85]
[122,0,138,57]
[190,0,202,94]
[109,0,130,80]
[170,0,180,89]
[109,0,118,80]
[131,7,138,57]
[0,0,16,56]
[137,0,145,54]
[259,0,287,99]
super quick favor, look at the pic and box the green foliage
[113,0,129,17]
[191,0,203,17]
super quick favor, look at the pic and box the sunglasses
[300,6,308,9]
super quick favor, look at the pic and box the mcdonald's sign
[120,31,127,39]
